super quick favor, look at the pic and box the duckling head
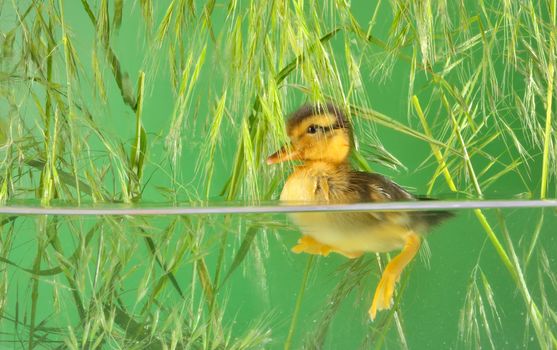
[267,103,352,165]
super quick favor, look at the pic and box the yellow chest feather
[280,172,320,202]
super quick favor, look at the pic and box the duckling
[267,103,453,320]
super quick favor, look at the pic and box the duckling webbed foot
[291,235,363,259]
[291,235,332,256]
[369,233,421,320]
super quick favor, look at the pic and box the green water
[0,206,556,348]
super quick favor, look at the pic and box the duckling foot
[291,236,363,259]
[291,235,332,256]
[369,233,421,320]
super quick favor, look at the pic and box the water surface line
[0,199,556,216]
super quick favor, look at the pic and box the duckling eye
[307,125,318,134]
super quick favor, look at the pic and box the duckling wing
[348,171,453,230]
[348,172,414,202]
[340,172,413,228]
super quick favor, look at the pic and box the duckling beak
[267,143,300,164]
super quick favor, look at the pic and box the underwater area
[1,1,557,349]
[0,204,556,349]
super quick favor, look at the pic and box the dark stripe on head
[287,103,351,132]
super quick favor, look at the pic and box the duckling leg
[369,233,421,320]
